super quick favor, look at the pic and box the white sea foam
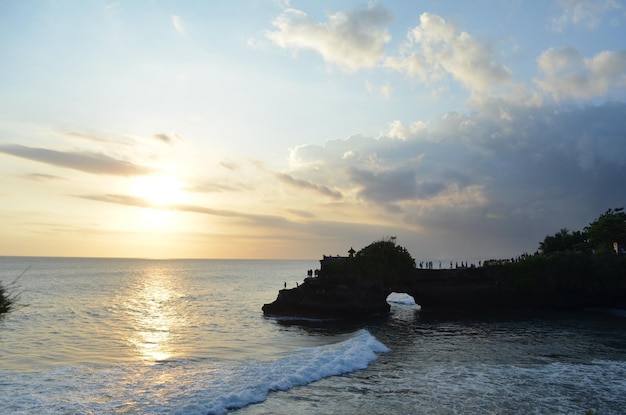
[350,359,626,415]
[4,258,625,415]
[387,292,417,306]
[0,329,389,415]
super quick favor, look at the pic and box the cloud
[74,193,430,258]
[550,0,623,31]
[81,194,152,208]
[220,160,239,171]
[365,80,391,97]
[273,0,290,8]
[62,131,132,146]
[384,13,512,94]
[185,180,248,193]
[386,120,428,140]
[286,100,626,252]
[266,8,512,94]
[266,4,392,71]
[286,208,316,219]
[0,144,153,176]
[23,173,66,181]
[534,47,626,100]
[274,172,342,199]
[172,15,185,35]
[78,193,294,228]
[154,133,180,144]
[349,167,443,203]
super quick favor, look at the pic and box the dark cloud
[349,167,418,203]
[274,172,342,199]
[288,100,626,256]
[348,165,450,210]
[154,133,179,144]
[0,144,153,176]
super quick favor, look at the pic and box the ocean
[1,257,625,414]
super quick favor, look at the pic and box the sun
[131,174,187,207]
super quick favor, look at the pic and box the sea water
[1,257,625,414]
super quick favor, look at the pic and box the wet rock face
[262,277,391,318]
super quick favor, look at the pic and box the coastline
[263,252,626,318]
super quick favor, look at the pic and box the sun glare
[131,175,187,207]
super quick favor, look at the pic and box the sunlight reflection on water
[0,258,323,370]
[122,265,185,363]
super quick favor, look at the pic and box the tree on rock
[355,238,415,285]
[585,207,626,254]
[539,228,588,254]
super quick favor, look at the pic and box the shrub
[355,238,416,285]
[0,282,16,320]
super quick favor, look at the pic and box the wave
[195,329,389,415]
[387,292,418,306]
[1,329,389,415]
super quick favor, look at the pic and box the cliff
[262,253,626,318]
[262,276,390,318]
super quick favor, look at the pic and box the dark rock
[262,276,390,318]
[263,253,626,318]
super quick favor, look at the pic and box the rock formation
[263,242,626,319]
[262,275,390,318]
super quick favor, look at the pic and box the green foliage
[0,282,16,320]
[584,207,626,254]
[0,267,27,321]
[537,207,626,255]
[319,256,360,280]
[355,238,416,285]
[508,252,626,304]
[539,228,588,255]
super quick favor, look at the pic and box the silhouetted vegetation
[0,282,16,321]
[0,267,27,322]
[510,252,626,292]
[539,207,626,255]
[585,207,626,254]
[355,238,416,285]
[319,237,415,285]
[500,208,626,307]
[268,210,626,316]
[539,228,588,255]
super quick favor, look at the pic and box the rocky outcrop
[400,267,514,311]
[263,253,626,318]
[262,276,390,318]
[404,263,626,311]
[262,267,516,318]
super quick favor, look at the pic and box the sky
[1,0,625,260]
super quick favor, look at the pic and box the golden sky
[1,1,625,259]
